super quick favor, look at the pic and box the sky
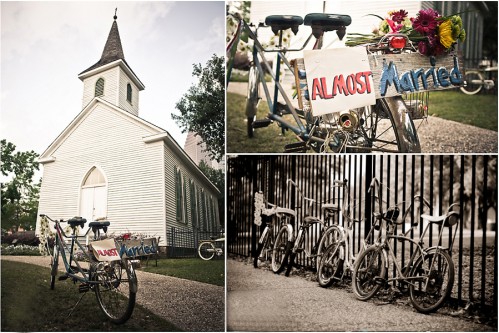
[1,1,225,157]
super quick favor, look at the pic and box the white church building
[36,15,221,246]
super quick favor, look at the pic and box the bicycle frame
[52,219,99,285]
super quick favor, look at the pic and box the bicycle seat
[89,221,110,233]
[322,203,340,213]
[276,207,297,217]
[265,15,303,35]
[304,13,352,39]
[68,217,86,228]
[421,211,459,227]
[304,215,321,227]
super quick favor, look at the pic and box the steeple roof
[78,14,144,89]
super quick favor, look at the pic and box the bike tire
[93,259,137,324]
[50,243,59,290]
[460,70,483,95]
[409,249,454,313]
[198,241,216,260]
[351,245,386,301]
[317,242,344,288]
[254,228,272,268]
[284,252,296,277]
[315,226,342,271]
[373,97,421,153]
[272,225,290,274]
[245,65,260,138]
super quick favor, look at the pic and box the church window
[126,83,132,103]
[175,166,185,222]
[95,78,105,97]
[83,167,106,187]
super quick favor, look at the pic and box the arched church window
[83,167,106,187]
[95,78,105,97]
[126,83,132,103]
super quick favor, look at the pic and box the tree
[198,160,225,228]
[172,54,224,162]
[1,139,40,232]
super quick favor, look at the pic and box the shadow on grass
[1,260,180,332]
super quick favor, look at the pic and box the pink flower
[391,10,408,24]
[418,41,429,55]
[412,8,439,35]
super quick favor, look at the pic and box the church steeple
[78,11,144,116]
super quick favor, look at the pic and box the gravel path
[227,258,495,332]
[2,256,224,332]
[227,82,498,153]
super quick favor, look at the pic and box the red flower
[391,10,408,24]
[412,8,439,35]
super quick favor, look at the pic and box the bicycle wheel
[314,96,420,153]
[315,226,342,271]
[317,242,344,288]
[254,226,273,268]
[409,249,454,313]
[245,65,260,138]
[50,243,59,290]
[198,241,216,260]
[93,259,137,324]
[351,245,386,301]
[272,225,290,274]
[460,70,483,95]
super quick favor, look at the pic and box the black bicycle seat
[89,221,110,229]
[304,13,352,39]
[68,217,86,228]
[265,15,303,35]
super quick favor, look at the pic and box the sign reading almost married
[303,47,376,116]
[118,238,158,259]
[91,238,121,261]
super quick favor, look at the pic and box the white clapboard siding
[81,67,120,109]
[163,144,220,233]
[38,101,166,243]
[117,67,139,116]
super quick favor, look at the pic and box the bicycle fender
[286,224,294,242]
[126,260,139,293]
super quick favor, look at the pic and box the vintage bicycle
[460,60,496,95]
[350,178,459,313]
[271,179,346,276]
[227,11,464,153]
[253,191,295,268]
[198,231,225,260]
[40,214,137,324]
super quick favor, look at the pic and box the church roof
[79,16,137,79]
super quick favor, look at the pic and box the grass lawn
[1,260,180,332]
[141,258,225,287]
[226,89,497,153]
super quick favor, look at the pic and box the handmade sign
[91,238,121,261]
[118,238,158,258]
[303,48,376,116]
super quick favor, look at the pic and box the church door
[80,167,108,235]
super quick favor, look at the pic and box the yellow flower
[438,19,456,49]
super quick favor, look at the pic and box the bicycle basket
[404,92,429,120]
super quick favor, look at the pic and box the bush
[1,231,40,246]
[1,244,41,256]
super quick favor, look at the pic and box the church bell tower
[78,10,144,116]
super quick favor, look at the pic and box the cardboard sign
[118,238,159,258]
[303,48,376,116]
[91,238,121,261]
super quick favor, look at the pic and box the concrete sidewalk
[227,258,494,332]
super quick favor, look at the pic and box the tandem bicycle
[40,214,137,324]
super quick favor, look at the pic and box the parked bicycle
[350,178,459,313]
[198,231,225,260]
[253,191,295,268]
[40,214,137,324]
[227,10,465,153]
[270,179,346,276]
[460,60,496,95]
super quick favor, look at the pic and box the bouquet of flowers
[346,9,466,56]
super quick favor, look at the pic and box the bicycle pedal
[284,142,309,153]
[373,276,387,286]
[252,118,272,128]
[78,283,90,293]
[58,275,69,281]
